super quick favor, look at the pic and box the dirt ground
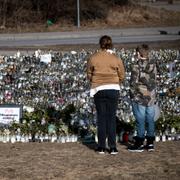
[0,141,179,180]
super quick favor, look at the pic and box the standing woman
[87,35,125,154]
[128,44,157,152]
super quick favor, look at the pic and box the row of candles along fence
[0,48,179,141]
[0,132,179,143]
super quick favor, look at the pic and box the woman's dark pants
[94,90,119,149]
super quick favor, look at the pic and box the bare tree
[1,0,8,28]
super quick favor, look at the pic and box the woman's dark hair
[99,35,113,50]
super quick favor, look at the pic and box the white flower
[71,51,77,55]
[23,106,34,113]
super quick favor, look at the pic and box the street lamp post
[77,0,80,28]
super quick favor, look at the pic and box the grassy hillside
[0,0,180,33]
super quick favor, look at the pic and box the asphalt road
[0,26,179,47]
[141,0,180,12]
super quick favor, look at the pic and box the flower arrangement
[0,49,179,142]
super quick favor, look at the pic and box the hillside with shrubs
[0,0,180,33]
